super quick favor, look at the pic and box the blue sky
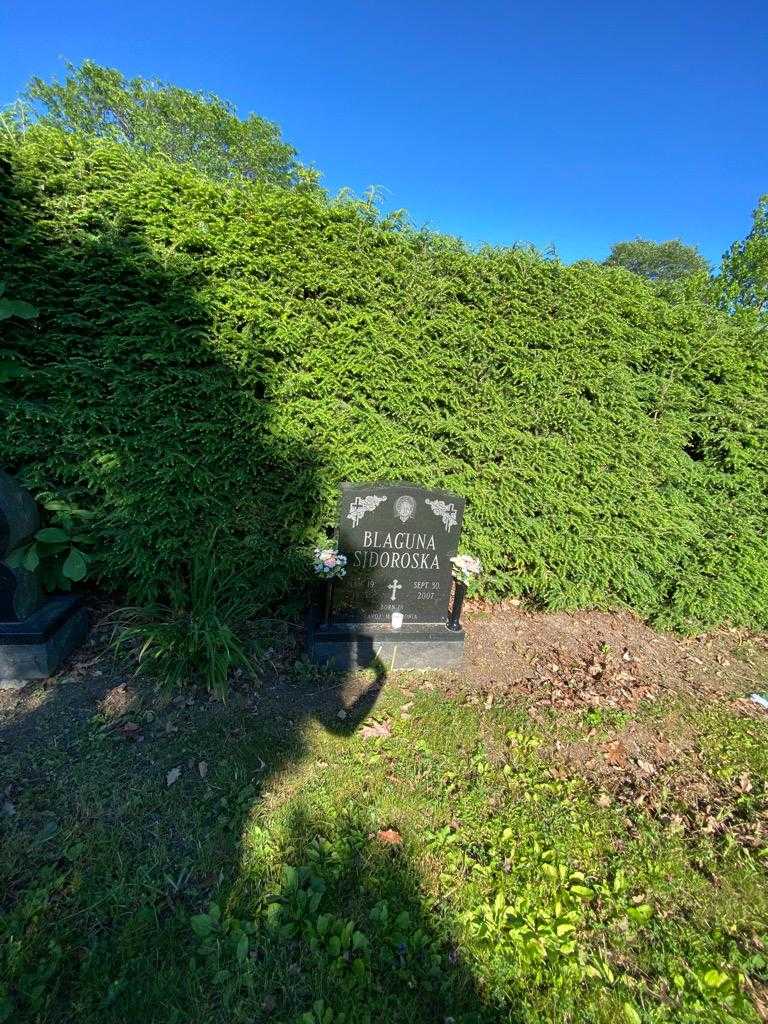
[1,1,766,265]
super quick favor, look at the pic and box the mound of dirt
[459,603,768,715]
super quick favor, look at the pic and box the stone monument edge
[338,480,467,507]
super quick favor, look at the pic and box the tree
[15,60,310,188]
[717,195,768,314]
[604,237,710,282]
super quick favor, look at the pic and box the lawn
[1,608,767,1023]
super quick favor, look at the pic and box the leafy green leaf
[35,527,70,544]
[22,545,40,572]
[0,297,38,320]
[282,865,298,891]
[627,904,653,925]
[190,914,213,938]
[62,547,88,582]
[623,1002,642,1024]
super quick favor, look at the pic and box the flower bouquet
[447,554,482,632]
[450,554,483,586]
[313,546,347,627]
[313,547,348,580]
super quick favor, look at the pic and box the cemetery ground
[1,606,768,1024]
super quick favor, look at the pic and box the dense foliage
[719,195,768,314]
[0,281,37,384]
[604,237,710,282]
[11,60,307,188]
[1,127,766,631]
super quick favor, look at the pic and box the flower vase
[322,578,334,627]
[447,579,466,632]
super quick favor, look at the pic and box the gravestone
[0,471,89,686]
[308,482,466,671]
[0,470,42,621]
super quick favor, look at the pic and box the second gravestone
[308,482,466,670]
[0,471,89,685]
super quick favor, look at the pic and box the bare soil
[449,602,768,852]
[460,601,768,714]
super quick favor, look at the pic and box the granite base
[307,617,464,672]
[0,595,89,687]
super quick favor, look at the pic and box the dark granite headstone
[307,481,466,671]
[0,471,88,686]
[334,482,465,625]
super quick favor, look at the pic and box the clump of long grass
[113,544,257,697]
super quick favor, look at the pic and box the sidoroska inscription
[353,530,439,570]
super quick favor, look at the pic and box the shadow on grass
[225,801,504,1024]
[0,148,508,1022]
[0,630,517,1023]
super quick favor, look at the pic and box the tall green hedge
[1,127,766,631]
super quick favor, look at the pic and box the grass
[1,653,768,1023]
